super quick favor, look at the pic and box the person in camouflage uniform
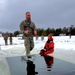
[3,33,9,45]
[9,33,13,45]
[20,12,37,58]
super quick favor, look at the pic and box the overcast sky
[0,0,75,32]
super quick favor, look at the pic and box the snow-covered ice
[0,36,75,57]
[0,36,75,75]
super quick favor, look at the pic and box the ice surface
[0,36,75,57]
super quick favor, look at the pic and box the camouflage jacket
[20,20,36,37]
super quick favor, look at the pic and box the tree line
[36,27,75,36]
[13,26,75,36]
[1,26,75,37]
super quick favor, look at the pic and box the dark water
[6,55,75,75]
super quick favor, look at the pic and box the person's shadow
[26,60,38,75]
[43,55,54,71]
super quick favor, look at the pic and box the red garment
[39,38,54,56]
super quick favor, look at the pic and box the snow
[0,36,75,57]
[0,36,75,75]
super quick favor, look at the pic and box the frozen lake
[0,36,75,75]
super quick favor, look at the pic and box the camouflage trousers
[24,36,34,57]
[4,38,8,45]
[10,38,12,45]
